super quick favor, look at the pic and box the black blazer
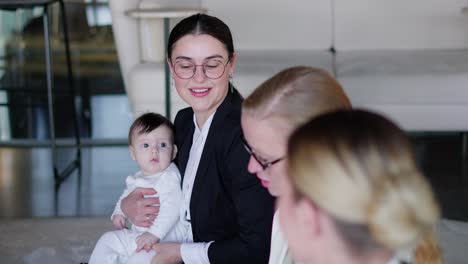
[174,88,275,264]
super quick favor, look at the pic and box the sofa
[109,0,468,132]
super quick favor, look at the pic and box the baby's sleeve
[147,167,182,240]
[110,175,136,220]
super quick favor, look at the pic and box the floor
[0,144,137,218]
[0,131,467,221]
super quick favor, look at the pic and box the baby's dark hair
[128,113,175,145]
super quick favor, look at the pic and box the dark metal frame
[0,0,82,214]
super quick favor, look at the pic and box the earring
[171,77,175,90]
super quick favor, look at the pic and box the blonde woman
[241,66,351,264]
[279,109,441,264]
[241,66,442,264]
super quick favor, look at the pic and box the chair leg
[43,5,61,215]
[42,1,82,215]
[42,5,59,184]
[59,0,80,145]
[58,0,82,213]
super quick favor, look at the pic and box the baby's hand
[136,232,160,252]
[112,214,126,230]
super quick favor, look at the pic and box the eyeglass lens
[242,138,281,170]
[173,59,228,79]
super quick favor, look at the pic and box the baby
[89,112,186,264]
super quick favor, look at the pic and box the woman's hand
[136,232,160,252]
[112,214,126,229]
[151,242,182,264]
[121,187,160,227]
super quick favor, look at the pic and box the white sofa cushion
[335,0,468,50]
[125,50,333,119]
[204,0,333,50]
[235,50,334,97]
[337,50,468,131]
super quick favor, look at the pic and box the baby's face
[130,125,176,176]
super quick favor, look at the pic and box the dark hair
[167,13,234,60]
[128,113,175,145]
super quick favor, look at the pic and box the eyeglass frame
[170,58,231,80]
[241,136,284,170]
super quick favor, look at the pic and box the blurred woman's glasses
[242,137,284,170]
[172,59,230,79]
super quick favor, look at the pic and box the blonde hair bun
[287,109,441,258]
[368,169,440,250]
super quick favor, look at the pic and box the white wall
[335,0,468,50]
[91,95,133,139]
[202,0,332,50]
[201,0,468,51]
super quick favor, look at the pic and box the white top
[269,211,294,264]
[180,113,215,264]
[112,163,182,240]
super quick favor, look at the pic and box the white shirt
[180,113,215,264]
[269,210,294,264]
[112,163,183,240]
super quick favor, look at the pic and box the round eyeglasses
[242,137,284,170]
[172,59,230,80]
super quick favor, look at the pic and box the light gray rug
[0,217,109,264]
[437,219,468,264]
[0,217,467,263]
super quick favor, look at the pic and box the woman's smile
[189,87,211,97]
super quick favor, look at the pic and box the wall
[202,0,332,50]
[335,0,468,50]
[201,0,468,51]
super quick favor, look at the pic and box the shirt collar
[192,111,216,134]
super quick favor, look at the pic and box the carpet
[0,217,467,263]
[0,217,109,264]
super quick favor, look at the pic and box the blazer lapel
[177,114,195,181]
[189,89,238,228]
[188,126,216,221]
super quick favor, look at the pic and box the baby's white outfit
[89,163,187,264]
